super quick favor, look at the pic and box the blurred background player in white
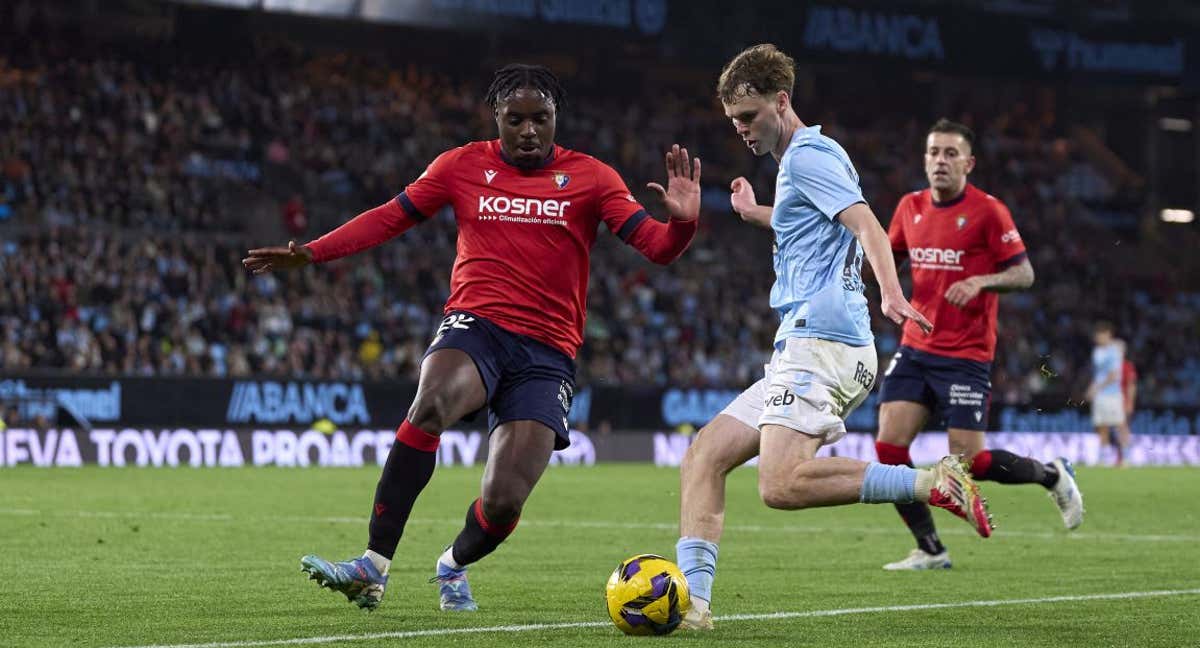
[675,45,994,632]
[872,119,1084,572]
[1089,322,1130,466]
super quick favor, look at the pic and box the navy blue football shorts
[878,345,992,431]
[424,310,576,450]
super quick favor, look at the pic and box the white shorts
[719,337,877,446]
[1092,393,1126,427]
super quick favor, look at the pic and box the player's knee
[948,438,982,460]
[407,391,455,432]
[480,494,522,526]
[757,471,807,511]
[758,481,800,510]
[682,429,733,475]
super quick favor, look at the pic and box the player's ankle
[364,549,391,575]
[914,469,935,502]
[438,546,465,571]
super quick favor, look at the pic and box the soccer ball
[604,554,691,636]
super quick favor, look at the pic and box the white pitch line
[108,588,1200,648]
[2,507,1196,543]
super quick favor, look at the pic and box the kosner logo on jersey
[909,247,964,269]
[226,381,370,425]
[477,196,571,218]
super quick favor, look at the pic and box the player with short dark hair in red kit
[874,119,1084,571]
[243,64,702,611]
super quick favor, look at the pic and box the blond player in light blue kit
[675,44,995,630]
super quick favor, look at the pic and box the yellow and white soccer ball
[604,554,691,636]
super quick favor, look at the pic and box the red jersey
[888,184,1027,362]
[1121,359,1137,395]
[306,140,696,358]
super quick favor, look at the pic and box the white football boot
[680,601,714,630]
[882,548,953,571]
[1048,457,1084,530]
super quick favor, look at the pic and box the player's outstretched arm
[243,240,313,274]
[625,144,702,264]
[242,199,421,273]
[729,177,772,228]
[838,202,933,333]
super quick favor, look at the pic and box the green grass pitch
[1,464,1197,647]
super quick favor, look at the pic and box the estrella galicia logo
[226,381,370,425]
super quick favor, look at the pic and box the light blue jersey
[770,126,872,347]
[1092,342,1123,398]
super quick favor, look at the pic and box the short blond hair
[717,44,795,104]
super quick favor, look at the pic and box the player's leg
[1093,425,1112,465]
[435,419,557,611]
[756,339,991,533]
[876,400,952,570]
[757,423,990,533]
[957,428,1058,489]
[940,351,1083,529]
[1093,393,1127,466]
[875,347,951,570]
[301,346,488,610]
[676,385,763,630]
[301,313,495,610]
[434,334,574,610]
[954,429,1082,529]
[1116,421,1132,467]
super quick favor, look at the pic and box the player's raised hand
[881,291,934,334]
[242,240,313,274]
[944,276,984,307]
[647,144,701,222]
[729,177,757,218]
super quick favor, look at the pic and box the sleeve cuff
[616,209,650,241]
[396,192,428,222]
[996,251,1028,270]
[829,198,867,221]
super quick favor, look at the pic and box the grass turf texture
[1,464,1197,647]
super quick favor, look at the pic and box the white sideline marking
[1,507,1196,543]
[108,588,1200,648]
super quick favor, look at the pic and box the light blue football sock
[675,537,718,604]
[860,461,918,503]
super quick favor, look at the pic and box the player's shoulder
[555,146,621,182]
[424,142,483,172]
[556,145,604,169]
[965,184,1012,217]
[449,141,493,163]
[898,189,929,209]
[788,126,850,163]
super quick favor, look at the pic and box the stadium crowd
[1,46,1197,407]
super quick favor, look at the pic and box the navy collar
[931,184,969,208]
[497,141,557,170]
